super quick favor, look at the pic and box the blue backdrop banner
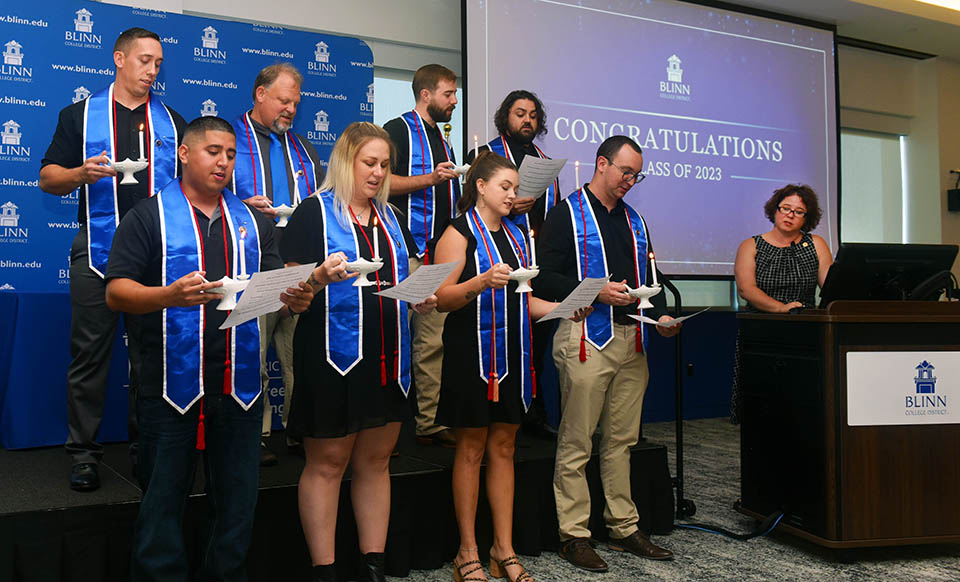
[0,0,374,292]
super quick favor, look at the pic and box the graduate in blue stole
[39,27,187,493]
[535,137,680,572]
[280,122,437,582]
[383,64,462,450]
[433,152,590,582]
[104,117,322,581]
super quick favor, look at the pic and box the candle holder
[345,258,384,287]
[508,266,540,294]
[112,157,149,185]
[205,274,251,311]
[274,204,295,227]
[453,164,471,176]
[626,284,662,309]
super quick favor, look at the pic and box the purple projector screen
[465,0,838,276]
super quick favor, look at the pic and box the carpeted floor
[397,417,960,581]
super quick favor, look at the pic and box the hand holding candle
[138,124,145,161]
[238,226,248,278]
[649,251,658,286]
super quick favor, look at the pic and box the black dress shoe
[559,537,608,572]
[70,463,100,492]
[608,530,674,560]
[312,563,338,582]
[522,418,558,440]
[259,440,279,466]
[360,552,385,582]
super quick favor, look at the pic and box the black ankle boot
[312,563,338,582]
[360,552,385,582]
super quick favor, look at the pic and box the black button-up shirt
[534,185,667,323]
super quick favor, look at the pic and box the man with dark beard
[384,64,461,448]
[230,63,324,465]
[466,90,561,439]
[465,90,560,236]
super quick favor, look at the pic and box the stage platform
[0,424,674,581]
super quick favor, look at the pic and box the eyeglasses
[777,205,807,218]
[605,158,646,184]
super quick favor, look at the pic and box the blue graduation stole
[83,83,178,277]
[564,188,650,353]
[315,192,412,394]
[487,135,559,231]
[399,110,461,260]
[232,112,318,211]
[465,208,534,410]
[156,180,262,413]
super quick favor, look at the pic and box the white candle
[529,229,537,267]
[138,124,145,161]
[239,226,248,278]
[473,134,479,161]
[649,252,658,286]
[372,215,380,260]
[575,160,580,189]
[293,170,301,206]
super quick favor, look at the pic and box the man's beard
[427,103,453,123]
[509,125,537,144]
[271,117,293,135]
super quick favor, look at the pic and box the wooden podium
[737,301,960,548]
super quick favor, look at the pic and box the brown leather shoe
[416,428,457,448]
[558,537,608,572]
[608,530,673,560]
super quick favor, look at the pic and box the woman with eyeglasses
[730,183,833,422]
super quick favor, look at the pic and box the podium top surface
[736,300,960,323]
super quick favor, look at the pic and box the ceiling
[728,0,960,60]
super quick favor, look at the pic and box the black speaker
[949,189,960,212]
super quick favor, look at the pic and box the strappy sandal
[489,554,533,582]
[453,558,487,582]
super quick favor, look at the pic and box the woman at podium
[730,183,833,422]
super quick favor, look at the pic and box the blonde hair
[319,122,395,226]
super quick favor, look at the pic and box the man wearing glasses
[535,135,679,572]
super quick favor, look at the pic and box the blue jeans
[132,394,262,582]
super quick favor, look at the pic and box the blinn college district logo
[0,120,31,162]
[0,201,29,243]
[308,110,336,145]
[905,361,947,416]
[65,8,102,49]
[308,41,336,77]
[195,26,227,64]
[2,40,33,83]
[660,54,691,102]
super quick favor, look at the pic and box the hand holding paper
[376,261,462,305]
[539,277,608,322]
[219,263,317,329]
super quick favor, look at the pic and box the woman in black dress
[282,122,436,582]
[434,152,587,582]
[730,184,833,422]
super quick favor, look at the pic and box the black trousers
[65,228,139,465]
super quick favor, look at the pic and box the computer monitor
[818,243,958,307]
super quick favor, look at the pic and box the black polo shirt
[534,185,667,323]
[105,193,282,397]
[465,133,557,234]
[384,115,458,253]
[41,97,187,224]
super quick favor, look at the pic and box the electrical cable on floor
[675,511,785,541]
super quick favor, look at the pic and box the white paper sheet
[538,276,608,322]
[628,307,710,328]
[517,156,567,199]
[375,261,462,304]
[219,263,317,329]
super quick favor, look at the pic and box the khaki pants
[552,320,649,540]
[409,257,448,436]
[259,310,298,436]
